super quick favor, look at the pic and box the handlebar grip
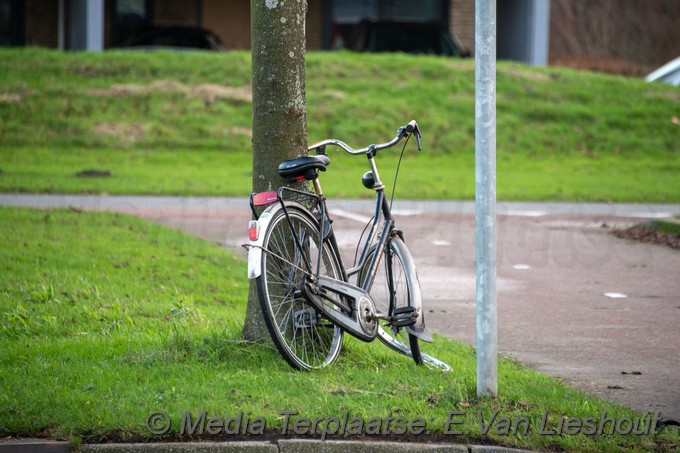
[405,119,422,151]
[405,120,417,133]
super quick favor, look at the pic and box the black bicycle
[246,120,450,371]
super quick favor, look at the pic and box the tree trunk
[242,0,308,341]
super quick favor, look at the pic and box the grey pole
[475,0,498,397]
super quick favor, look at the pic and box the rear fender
[247,211,274,279]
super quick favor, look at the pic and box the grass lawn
[1,49,679,202]
[1,207,678,452]
[1,48,679,451]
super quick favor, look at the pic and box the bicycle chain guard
[301,275,378,342]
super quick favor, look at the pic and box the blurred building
[1,0,550,65]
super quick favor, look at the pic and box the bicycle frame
[266,153,400,292]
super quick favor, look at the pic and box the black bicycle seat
[278,155,331,182]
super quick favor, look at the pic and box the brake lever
[414,125,422,151]
[403,120,422,151]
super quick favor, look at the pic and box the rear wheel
[256,203,344,370]
[359,237,423,365]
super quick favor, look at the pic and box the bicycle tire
[359,237,423,365]
[256,202,344,370]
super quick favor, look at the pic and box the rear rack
[249,186,322,220]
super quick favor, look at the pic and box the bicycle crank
[357,296,378,338]
[301,275,378,342]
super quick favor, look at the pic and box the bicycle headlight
[362,171,375,189]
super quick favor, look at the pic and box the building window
[333,0,443,24]
[0,0,23,46]
[113,0,151,46]
[332,0,447,51]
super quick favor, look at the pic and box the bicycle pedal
[391,318,416,328]
[391,306,417,327]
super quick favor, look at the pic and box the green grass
[1,48,679,202]
[1,207,678,452]
[652,216,680,235]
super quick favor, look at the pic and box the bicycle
[245,120,451,372]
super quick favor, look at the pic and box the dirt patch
[613,224,680,249]
[87,80,252,105]
[501,66,550,82]
[224,126,253,138]
[0,93,22,104]
[148,79,187,92]
[191,84,252,104]
[320,89,347,100]
[549,55,648,77]
[75,169,112,178]
[92,122,147,143]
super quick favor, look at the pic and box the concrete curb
[0,439,536,453]
[0,439,72,453]
[80,441,278,452]
[278,440,468,452]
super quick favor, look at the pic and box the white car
[646,57,680,86]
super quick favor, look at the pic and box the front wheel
[359,237,423,365]
[256,203,344,370]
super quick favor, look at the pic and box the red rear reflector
[248,220,259,241]
[252,191,278,206]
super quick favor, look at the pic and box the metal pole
[58,0,65,50]
[475,0,497,397]
[85,0,104,52]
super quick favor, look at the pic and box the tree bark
[242,0,308,341]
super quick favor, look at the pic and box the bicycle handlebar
[308,120,421,156]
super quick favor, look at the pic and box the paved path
[2,194,679,420]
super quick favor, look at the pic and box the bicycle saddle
[278,155,330,182]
